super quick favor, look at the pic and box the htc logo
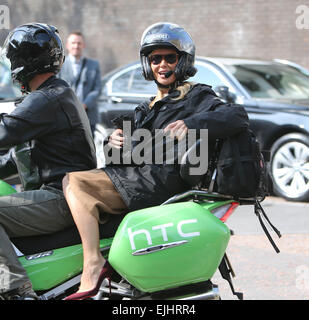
[128,219,200,251]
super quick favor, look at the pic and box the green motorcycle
[0,176,248,300]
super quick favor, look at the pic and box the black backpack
[212,128,268,200]
[208,128,281,253]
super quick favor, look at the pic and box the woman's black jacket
[104,83,249,211]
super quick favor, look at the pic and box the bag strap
[254,200,281,253]
[230,138,248,187]
[208,139,221,192]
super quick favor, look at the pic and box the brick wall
[1,0,309,75]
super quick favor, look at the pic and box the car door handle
[111,97,123,103]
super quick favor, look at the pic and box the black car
[95,57,309,202]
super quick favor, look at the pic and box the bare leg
[63,175,105,292]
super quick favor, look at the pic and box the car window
[130,67,156,94]
[225,63,309,100]
[190,62,235,93]
[0,61,22,100]
[111,66,156,95]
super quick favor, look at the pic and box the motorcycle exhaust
[172,285,220,300]
[97,280,220,301]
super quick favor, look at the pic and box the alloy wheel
[271,140,309,199]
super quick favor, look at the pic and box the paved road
[212,196,309,300]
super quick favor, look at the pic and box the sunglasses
[148,53,179,65]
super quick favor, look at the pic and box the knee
[62,172,84,195]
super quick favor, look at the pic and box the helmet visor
[0,33,11,64]
[1,32,27,89]
[1,30,27,70]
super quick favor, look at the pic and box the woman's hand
[108,129,124,149]
[164,120,188,141]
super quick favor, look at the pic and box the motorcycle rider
[0,23,97,299]
[62,22,250,300]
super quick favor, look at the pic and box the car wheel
[270,133,309,202]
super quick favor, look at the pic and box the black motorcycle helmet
[1,22,64,92]
[140,22,197,82]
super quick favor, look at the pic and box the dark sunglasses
[148,53,179,65]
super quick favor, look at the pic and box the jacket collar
[36,75,56,90]
[135,91,185,129]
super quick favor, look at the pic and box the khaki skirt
[65,169,128,223]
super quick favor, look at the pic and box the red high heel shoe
[64,260,114,300]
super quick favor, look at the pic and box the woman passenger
[63,22,249,300]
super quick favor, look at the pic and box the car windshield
[0,60,22,100]
[225,62,309,100]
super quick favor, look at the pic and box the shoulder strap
[230,137,247,187]
[207,138,222,192]
[254,200,281,253]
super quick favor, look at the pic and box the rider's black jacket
[0,76,97,190]
[104,83,249,211]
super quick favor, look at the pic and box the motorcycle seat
[11,214,125,256]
